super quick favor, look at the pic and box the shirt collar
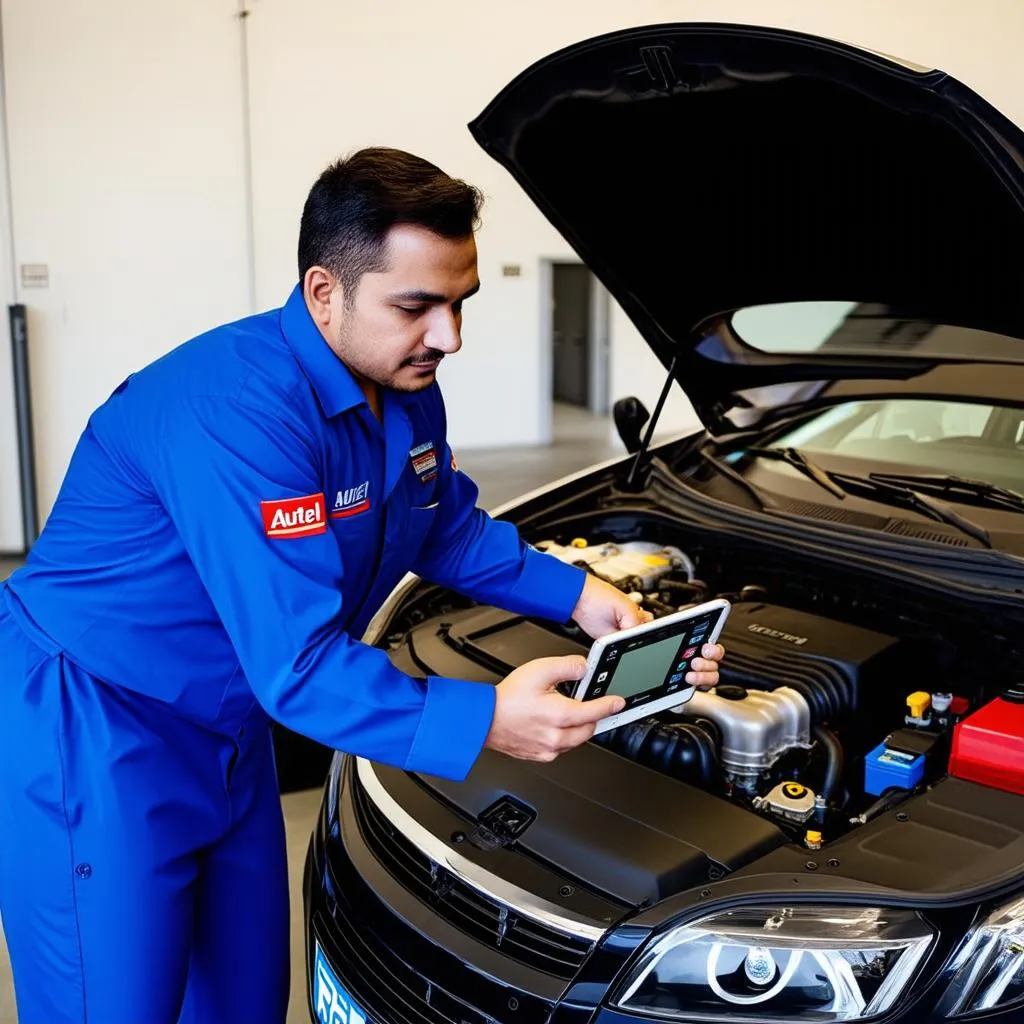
[279,283,366,418]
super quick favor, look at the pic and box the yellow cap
[783,782,807,799]
[805,830,823,848]
[642,554,670,567]
[906,691,931,719]
[570,537,588,548]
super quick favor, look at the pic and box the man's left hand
[571,574,725,689]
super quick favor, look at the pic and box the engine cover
[714,601,901,718]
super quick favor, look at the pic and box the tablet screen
[584,606,723,710]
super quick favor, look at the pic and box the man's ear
[303,266,343,329]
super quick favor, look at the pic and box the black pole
[9,303,38,550]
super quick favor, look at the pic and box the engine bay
[383,519,1024,854]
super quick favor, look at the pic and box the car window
[771,399,1024,488]
[731,301,1024,362]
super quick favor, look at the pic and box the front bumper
[303,755,637,1024]
[303,755,1022,1024]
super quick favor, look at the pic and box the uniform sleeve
[410,442,587,622]
[149,394,495,781]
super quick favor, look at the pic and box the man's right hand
[483,656,626,763]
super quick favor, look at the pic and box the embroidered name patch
[331,481,371,519]
[409,441,438,483]
[261,493,327,539]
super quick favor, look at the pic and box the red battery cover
[949,698,1024,796]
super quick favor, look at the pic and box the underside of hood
[469,24,1024,420]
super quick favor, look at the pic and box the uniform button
[75,863,92,880]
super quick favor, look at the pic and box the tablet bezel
[572,598,731,735]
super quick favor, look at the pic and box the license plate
[313,941,371,1024]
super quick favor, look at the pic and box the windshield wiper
[696,443,768,510]
[746,446,849,499]
[830,472,992,548]
[867,472,1024,515]
[702,443,992,548]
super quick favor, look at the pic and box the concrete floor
[0,402,621,1023]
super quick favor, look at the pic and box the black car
[303,23,1024,1024]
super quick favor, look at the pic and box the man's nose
[424,309,463,354]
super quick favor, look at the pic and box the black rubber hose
[594,719,720,786]
[814,725,843,805]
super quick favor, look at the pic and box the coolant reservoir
[949,697,1024,796]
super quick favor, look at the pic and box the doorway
[550,261,608,419]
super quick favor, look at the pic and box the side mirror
[613,396,650,454]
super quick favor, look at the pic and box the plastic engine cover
[950,698,1024,796]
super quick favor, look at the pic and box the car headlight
[610,905,935,1022]
[935,894,1024,1018]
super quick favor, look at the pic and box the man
[0,148,724,1023]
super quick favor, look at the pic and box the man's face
[321,223,480,393]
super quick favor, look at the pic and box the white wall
[2,0,1024,518]
[0,30,20,552]
[242,0,1024,452]
[0,0,252,516]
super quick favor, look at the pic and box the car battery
[864,740,925,796]
[949,697,1024,796]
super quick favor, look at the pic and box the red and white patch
[261,493,327,539]
[331,481,371,519]
[409,441,438,483]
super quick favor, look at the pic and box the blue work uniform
[0,284,586,1024]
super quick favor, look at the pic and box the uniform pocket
[406,503,439,547]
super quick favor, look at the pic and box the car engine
[385,531,990,849]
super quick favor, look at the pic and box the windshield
[731,301,1024,362]
[769,399,1024,489]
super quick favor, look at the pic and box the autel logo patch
[261,493,327,539]
[332,481,371,519]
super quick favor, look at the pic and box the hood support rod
[625,352,680,490]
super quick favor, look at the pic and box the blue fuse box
[864,741,925,796]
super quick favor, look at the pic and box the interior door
[551,262,592,407]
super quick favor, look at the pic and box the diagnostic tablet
[572,598,731,735]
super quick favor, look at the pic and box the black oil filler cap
[716,685,748,701]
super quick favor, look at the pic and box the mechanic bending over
[0,148,723,1024]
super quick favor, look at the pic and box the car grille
[352,772,594,979]
[313,911,492,1024]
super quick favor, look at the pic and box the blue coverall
[0,284,587,1023]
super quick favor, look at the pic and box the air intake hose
[593,718,721,786]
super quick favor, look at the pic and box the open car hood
[469,24,1024,427]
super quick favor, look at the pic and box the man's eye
[398,306,426,315]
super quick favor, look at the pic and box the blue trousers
[0,588,290,1023]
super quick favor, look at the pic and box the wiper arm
[697,444,991,547]
[868,472,1024,515]
[696,443,768,510]
[746,446,848,500]
[831,472,992,549]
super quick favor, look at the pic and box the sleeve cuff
[405,675,497,780]
[506,548,587,623]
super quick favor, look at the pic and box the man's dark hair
[298,147,483,300]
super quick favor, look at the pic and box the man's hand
[571,574,652,639]
[572,574,726,689]
[686,642,725,689]
[484,655,626,763]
